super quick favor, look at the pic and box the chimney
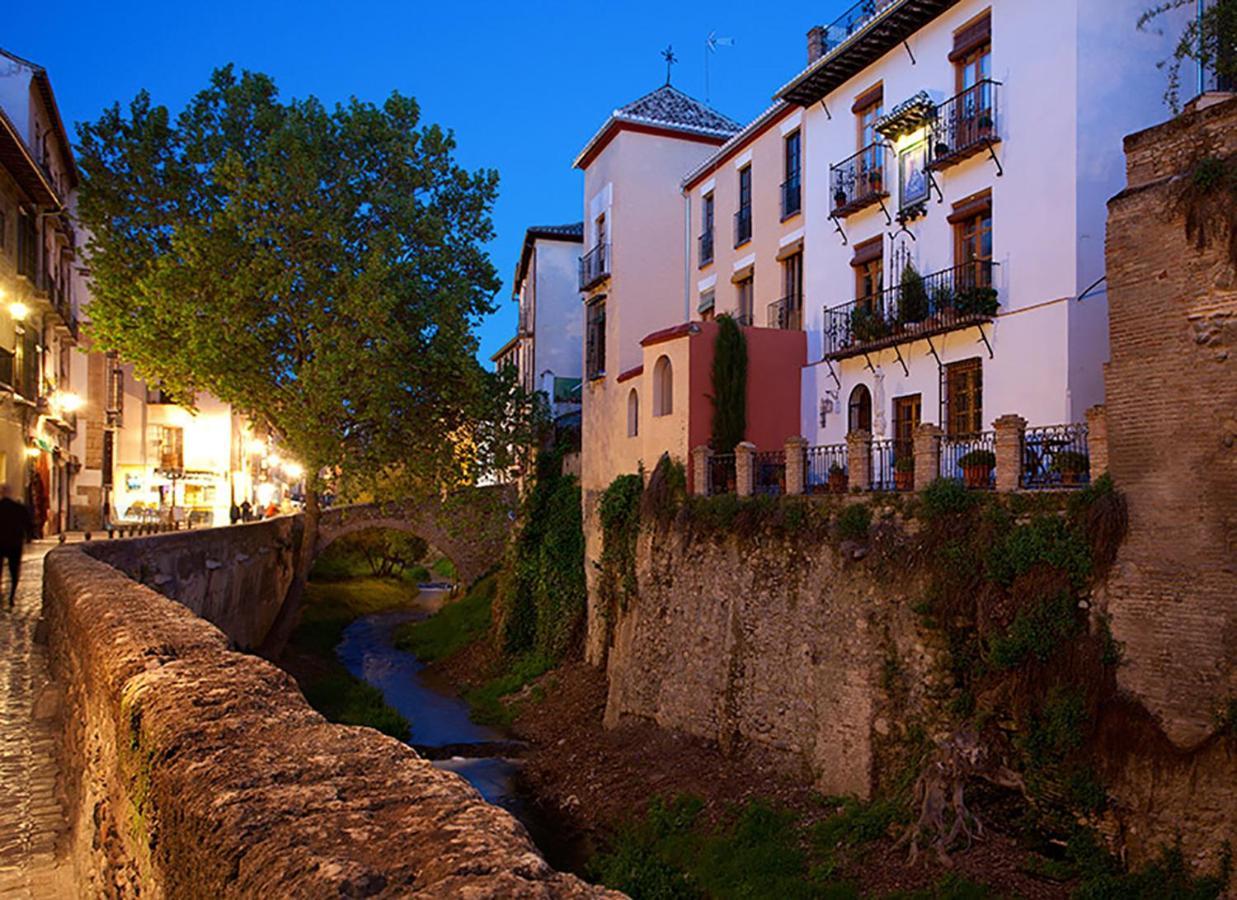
[807,26,826,64]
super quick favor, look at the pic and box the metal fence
[1023,424,1090,490]
[578,242,610,290]
[939,431,996,490]
[754,450,786,496]
[829,142,890,217]
[870,438,899,492]
[708,453,737,496]
[930,79,1001,169]
[805,443,848,494]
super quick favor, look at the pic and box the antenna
[705,32,735,102]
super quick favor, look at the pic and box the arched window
[627,388,639,437]
[653,355,673,417]
[848,384,872,434]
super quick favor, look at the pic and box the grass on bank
[393,573,497,662]
[289,575,418,741]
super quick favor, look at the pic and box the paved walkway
[0,540,74,898]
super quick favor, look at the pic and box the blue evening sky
[8,1,845,363]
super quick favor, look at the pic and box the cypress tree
[710,315,748,453]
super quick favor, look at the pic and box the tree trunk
[258,489,320,660]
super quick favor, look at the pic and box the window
[946,359,983,436]
[700,193,714,266]
[848,385,872,434]
[953,195,993,288]
[627,389,639,437]
[156,426,184,472]
[852,236,883,309]
[735,276,754,326]
[854,85,884,191]
[778,252,803,330]
[653,355,673,417]
[782,132,801,219]
[595,213,607,250]
[586,299,606,379]
[950,13,994,149]
[698,288,716,319]
[735,165,752,246]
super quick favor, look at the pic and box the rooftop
[513,222,584,295]
[574,84,742,169]
[0,46,80,194]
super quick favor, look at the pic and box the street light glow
[58,391,84,413]
[9,301,29,322]
[284,462,304,480]
[24,446,41,458]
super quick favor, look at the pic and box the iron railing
[766,295,802,330]
[699,230,714,266]
[806,443,848,494]
[708,453,737,496]
[578,242,611,291]
[930,80,1002,169]
[829,142,891,217]
[781,176,802,219]
[754,450,786,496]
[821,0,900,54]
[822,260,998,357]
[940,431,996,489]
[734,206,752,246]
[1023,424,1090,490]
[870,438,903,492]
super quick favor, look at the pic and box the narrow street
[0,541,73,898]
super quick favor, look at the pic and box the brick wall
[1103,95,1237,751]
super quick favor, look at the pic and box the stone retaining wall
[44,543,615,897]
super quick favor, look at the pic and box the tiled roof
[527,223,584,240]
[574,85,742,169]
[0,46,79,192]
[682,101,796,190]
[617,85,743,136]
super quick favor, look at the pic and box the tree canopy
[75,66,507,497]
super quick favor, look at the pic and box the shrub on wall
[598,472,644,626]
[710,315,747,454]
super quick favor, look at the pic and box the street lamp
[9,301,29,322]
[284,462,304,480]
[58,391,84,414]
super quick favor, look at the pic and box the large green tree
[75,66,505,650]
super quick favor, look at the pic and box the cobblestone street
[0,541,73,898]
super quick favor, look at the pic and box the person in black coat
[0,486,34,607]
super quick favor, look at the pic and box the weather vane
[705,32,735,102]
[662,45,678,85]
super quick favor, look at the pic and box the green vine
[598,472,643,625]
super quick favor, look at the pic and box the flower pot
[895,470,914,492]
[1059,469,1081,485]
[935,141,950,158]
[829,471,848,494]
[963,465,993,489]
[834,192,848,209]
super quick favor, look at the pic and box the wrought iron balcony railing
[734,206,752,247]
[805,443,848,493]
[829,142,891,218]
[698,230,714,267]
[578,242,611,291]
[707,453,736,495]
[940,431,996,489]
[781,177,802,219]
[822,260,998,358]
[822,0,901,55]
[754,450,786,496]
[930,80,1002,170]
[1023,424,1090,490]
[766,295,803,331]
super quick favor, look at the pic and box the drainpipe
[683,189,692,322]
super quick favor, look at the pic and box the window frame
[585,298,606,380]
[945,358,983,437]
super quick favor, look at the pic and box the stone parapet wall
[44,543,614,898]
[83,517,302,651]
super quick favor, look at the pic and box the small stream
[334,586,579,866]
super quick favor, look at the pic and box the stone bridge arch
[315,484,517,587]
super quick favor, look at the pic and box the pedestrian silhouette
[0,486,34,607]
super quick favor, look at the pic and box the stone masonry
[1104,96,1236,750]
[43,541,617,898]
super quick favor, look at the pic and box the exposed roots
[896,728,1027,866]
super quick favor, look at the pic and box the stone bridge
[316,483,517,587]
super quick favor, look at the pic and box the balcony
[781,177,802,220]
[698,230,714,267]
[766,295,803,331]
[734,206,752,247]
[829,143,891,218]
[929,80,1002,172]
[578,243,610,291]
[820,0,903,56]
[822,260,998,358]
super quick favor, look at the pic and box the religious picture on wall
[899,138,930,210]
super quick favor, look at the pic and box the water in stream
[333,586,576,863]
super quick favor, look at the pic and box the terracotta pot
[895,470,914,492]
[829,472,848,494]
[963,465,992,489]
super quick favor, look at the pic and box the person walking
[229,501,241,525]
[240,500,253,521]
[0,485,33,607]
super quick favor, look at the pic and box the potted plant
[894,455,915,492]
[977,112,994,134]
[834,186,849,209]
[850,305,888,344]
[957,448,996,489]
[828,462,848,494]
[868,168,883,193]
[1050,450,1089,485]
[934,139,951,159]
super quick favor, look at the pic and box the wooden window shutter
[949,11,991,62]
[850,235,883,267]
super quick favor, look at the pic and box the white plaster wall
[532,237,583,382]
[0,63,33,145]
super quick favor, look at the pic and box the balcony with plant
[829,143,891,218]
